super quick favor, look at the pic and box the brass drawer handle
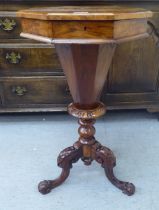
[0,18,16,32]
[6,52,22,64]
[11,86,27,96]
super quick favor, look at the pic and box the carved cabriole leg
[38,103,135,196]
[92,142,135,196]
[68,102,135,196]
[38,143,82,194]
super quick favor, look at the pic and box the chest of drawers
[0,1,159,113]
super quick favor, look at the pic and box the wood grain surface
[17,6,152,20]
[18,6,151,39]
[0,2,157,114]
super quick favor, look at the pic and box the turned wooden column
[17,6,152,196]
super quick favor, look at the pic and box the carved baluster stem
[78,118,96,165]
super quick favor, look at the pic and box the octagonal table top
[17,6,152,21]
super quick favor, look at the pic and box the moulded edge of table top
[20,32,149,44]
[16,6,153,21]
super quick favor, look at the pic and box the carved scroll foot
[93,141,135,196]
[38,169,70,195]
[105,168,135,196]
[38,144,82,195]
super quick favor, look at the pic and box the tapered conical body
[55,43,116,108]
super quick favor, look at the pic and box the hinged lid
[17,6,152,21]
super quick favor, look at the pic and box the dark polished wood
[38,103,135,196]
[55,43,116,107]
[38,144,82,194]
[0,2,158,113]
[18,5,151,196]
[38,113,135,196]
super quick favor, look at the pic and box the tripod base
[38,102,135,196]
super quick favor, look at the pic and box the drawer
[0,43,62,76]
[0,76,72,106]
[0,12,22,39]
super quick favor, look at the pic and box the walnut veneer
[17,6,152,196]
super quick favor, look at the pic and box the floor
[0,110,159,210]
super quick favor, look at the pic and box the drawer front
[0,46,62,75]
[0,13,21,39]
[0,76,72,106]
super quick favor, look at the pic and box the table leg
[92,141,135,196]
[38,143,82,194]
[38,41,135,195]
